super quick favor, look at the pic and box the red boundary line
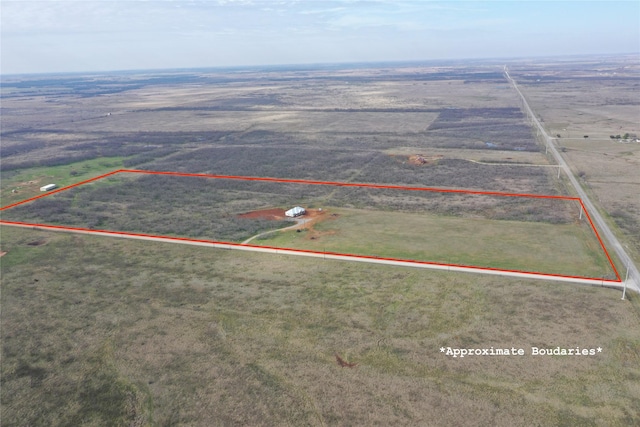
[579,199,621,280]
[121,169,580,200]
[1,169,621,282]
[1,170,121,211]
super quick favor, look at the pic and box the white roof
[285,206,306,216]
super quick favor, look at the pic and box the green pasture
[1,157,124,208]
[259,207,616,279]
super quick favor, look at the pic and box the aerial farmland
[2,54,639,425]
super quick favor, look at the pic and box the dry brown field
[2,226,639,426]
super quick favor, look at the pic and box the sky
[1,0,639,75]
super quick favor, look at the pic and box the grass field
[259,207,615,279]
[1,226,639,426]
[0,157,126,208]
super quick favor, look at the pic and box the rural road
[505,68,639,294]
[1,220,625,291]
[463,159,560,168]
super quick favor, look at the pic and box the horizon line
[2,52,637,78]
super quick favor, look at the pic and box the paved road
[1,220,625,291]
[505,68,639,294]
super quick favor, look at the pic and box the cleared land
[259,207,614,279]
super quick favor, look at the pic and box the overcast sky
[1,0,638,75]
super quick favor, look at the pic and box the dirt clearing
[237,208,287,220]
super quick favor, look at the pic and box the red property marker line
[0,170,121,211]
[0,168,620,283]
[0,219,621,285]
[579,199,621,281]
[121,169,580,201]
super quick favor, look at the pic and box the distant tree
[616,135,621,139]
[556,134,561,138]
[623,133,630,139]
[583,135,589,139]
[610,135,616,139]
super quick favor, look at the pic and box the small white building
[285,206,306,218]
[40,184,57,192]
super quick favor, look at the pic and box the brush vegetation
[2,58,638,425]
[2,226,639,426]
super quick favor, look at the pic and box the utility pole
[622,263,629,300]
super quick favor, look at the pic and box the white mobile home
[40,184,57,192]
[285,206,306,218]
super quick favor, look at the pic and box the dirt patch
[406,154,443,165]
[0,251,7,257]
[26,239,47,246]
[238,207,334,240]
[335,353,358,368]
[300,209,339,240]
[238,207,329,224]
[307,229,337,240]
[294,209,330,230]
[237,208,287,221]
[300,208,326,223]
